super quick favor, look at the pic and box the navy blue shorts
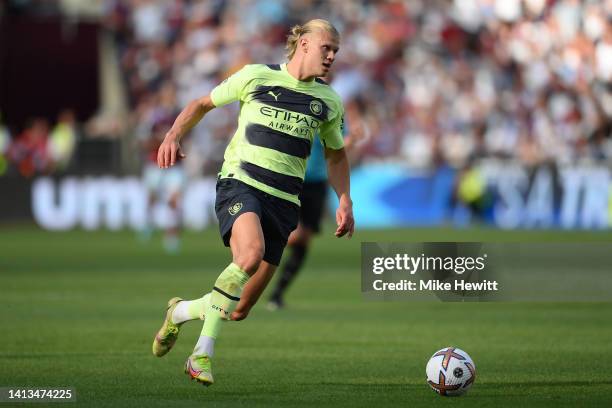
[299,181,328,233]
[215,178,299,266]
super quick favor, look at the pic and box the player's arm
[157,64,256,168]
[157,95,216,168]
[325,146,354,238]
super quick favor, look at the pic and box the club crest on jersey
[309,100,323,116]
[228,202,243,216]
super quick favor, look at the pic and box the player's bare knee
[234,244,264,273]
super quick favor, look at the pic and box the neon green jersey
[210,63,345,205]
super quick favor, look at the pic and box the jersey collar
[281,63,316,86]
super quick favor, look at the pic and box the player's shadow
[483,380,612,387]
[316,382,425,389]
[318,379,612,388]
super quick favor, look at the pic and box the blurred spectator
[48,109,77,171]
[0,114,10,176]
[8,118,51,178]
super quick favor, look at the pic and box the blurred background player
[138,83,186,253]
[267,78,364,310]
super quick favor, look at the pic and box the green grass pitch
[1,225,612,407]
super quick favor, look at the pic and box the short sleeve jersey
[210,63,345,205]
[305,118,349,183]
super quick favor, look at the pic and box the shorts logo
[309,100,322,116]
[228,202,243,216]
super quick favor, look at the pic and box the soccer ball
[426,347,476,396]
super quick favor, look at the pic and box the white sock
[171,293,210,324]
[194,335,215,357]
[171,302,194,324]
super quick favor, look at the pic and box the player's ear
[300,37,309,53]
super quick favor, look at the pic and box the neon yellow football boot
[185,354,214,386]
[152,297,183,357]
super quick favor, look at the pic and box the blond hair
[285,19,340,60]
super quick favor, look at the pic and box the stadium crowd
[0,110,77,178]
[102,0,611,174]
[4,0,605,180]
[2,0,610,179]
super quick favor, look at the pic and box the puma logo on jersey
[267,91,281,101]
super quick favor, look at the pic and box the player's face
[304,30,339,78]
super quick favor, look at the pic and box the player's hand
[230,310,248,321]
[335,196,354,238]
[157,134,185,168]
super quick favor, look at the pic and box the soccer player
[139,127,186,253]
[138,85,186,253]
[152,19,354,386]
